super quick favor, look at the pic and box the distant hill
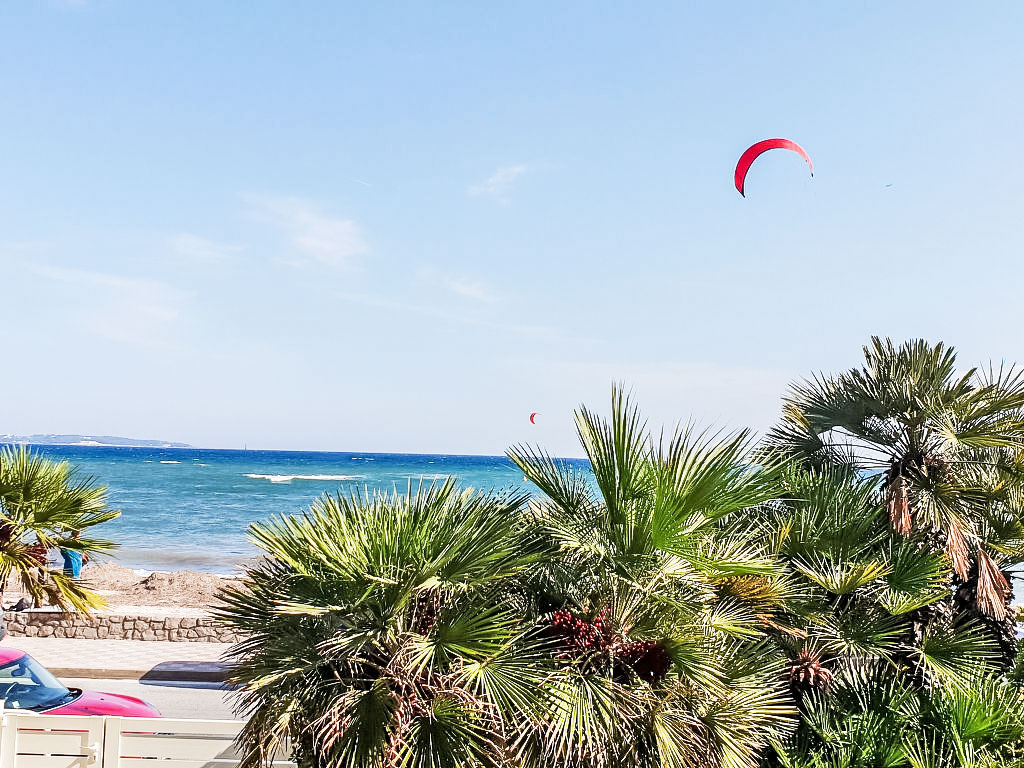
[0,434,192,448]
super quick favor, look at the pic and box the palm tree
[217,480,552,768]
[755,466,990,689]
[220,392,796,768]
[0,446,120,612]
[509,388,796,768]
[770,665,1024,767]
[746,464,1024,766]
[759,338,1024,653]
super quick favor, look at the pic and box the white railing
[0,711,295,768]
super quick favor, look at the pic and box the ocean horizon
[6,445,588,574]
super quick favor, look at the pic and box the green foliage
[0,445,119,611]
[510,388,796,768]
[221,339,1024,768]
[760,337,1024,627]
[217,480,545,768]
[770,669,1024,768]
[222,391,798,767]
[757,338,1024,767]
[756,466,957,676]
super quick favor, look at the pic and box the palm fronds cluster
[219,338,1024,768]
[0,445,119,611]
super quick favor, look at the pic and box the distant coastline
[0,434,192,449]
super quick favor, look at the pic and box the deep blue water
[7,446,579,573]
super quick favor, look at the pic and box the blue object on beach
[61,549,83,578]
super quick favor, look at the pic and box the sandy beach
[5,561,238,615]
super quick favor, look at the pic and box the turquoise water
[8,446,579,573]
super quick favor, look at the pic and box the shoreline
[4,562,239,614]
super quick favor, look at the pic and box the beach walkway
[2,636,232,681]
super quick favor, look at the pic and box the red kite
[735,139,813,196]
[529,412,539,424]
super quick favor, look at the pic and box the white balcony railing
[0,710,295,768]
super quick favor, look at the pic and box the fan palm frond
[760,337,1024,640]
[0,446,119,611]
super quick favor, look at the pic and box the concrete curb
[50,662,230,683]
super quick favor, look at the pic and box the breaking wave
[244,473,362,483]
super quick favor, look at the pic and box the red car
[0,646,161,717]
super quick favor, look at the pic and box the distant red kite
[529,412,539,424]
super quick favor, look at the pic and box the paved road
[61,678,238,720]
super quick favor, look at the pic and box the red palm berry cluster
[549,607,673,683]
[549,607,614,654]
[617,639,672,683]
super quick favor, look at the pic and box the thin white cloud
[246,195,368,268]
[35,266,188,347]
[447,277,498,303]
[337,289,565,341]
[415,267,501,303]
[469,165,528,201]
[169,233,241,262]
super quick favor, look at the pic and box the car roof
[0,647,27,664]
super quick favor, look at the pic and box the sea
[7,446,579,574]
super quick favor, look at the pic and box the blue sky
[2,1,1023,455]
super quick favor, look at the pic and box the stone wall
[4,610,241,643]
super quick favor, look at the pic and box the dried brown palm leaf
[946,525,971,579]
[888,477,912,536]
[787,648,833,693]
[976,547,1010,620]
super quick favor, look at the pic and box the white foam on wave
[244,473,362,483]
[160,460,181,464]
